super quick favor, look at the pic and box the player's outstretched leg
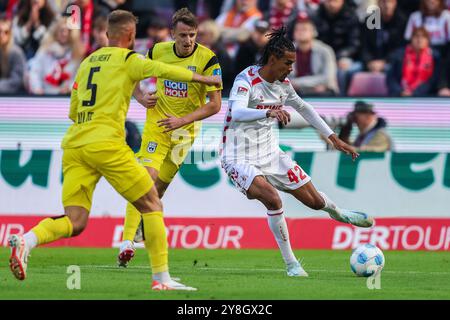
[247,176,308,277]
[288,182,374,228]
[8,207,87,280]
[318,191,374,227]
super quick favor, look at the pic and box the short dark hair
[420,0,446,16]
[258,26,295,66]
[107,10,138,33]
[172,7,198,29]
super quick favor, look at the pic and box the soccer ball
[350,244,385,277]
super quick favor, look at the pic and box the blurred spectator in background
[1,0,20,20]
[289,17,339,96]
[216,0,263,58]
[12,0,55,59]
[311,0,362,95]
[197,19,234,94]
[63,0,95,54]
[96,0,132,16]
[338,100,392,152]
[135,15,172,93]
[297,0,321,13]
[404,0,450,57]
[438,52,450,96]
[361,0,408,73]
[351,0,378,22]
[175,0,225,21]
[397,0,421,16]
[387,27,440,96]
[143,15,171,51]
[28,17,83,95]
[234,19,269,74]
[265,0,299,37]
[85,15,108,56]
[0,17,26,94]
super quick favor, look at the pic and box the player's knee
[263,190,282,210]
[267,197,282,210]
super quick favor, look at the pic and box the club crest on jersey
[164,80,188,98]
[213,68,222,76]
[236,86,248,96]
[187,66,197,72]
[147,142,158,153]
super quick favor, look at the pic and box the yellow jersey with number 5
[61,46,194,149]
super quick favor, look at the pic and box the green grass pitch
[1,247,449,300]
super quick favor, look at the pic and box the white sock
[153,271,171,283]
[267,209,297,265]
[318,191,347,223]
[23,231,38,251]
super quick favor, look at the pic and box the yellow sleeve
[126,52,193,82]
[203,55,223,92]
[69,72,80,122]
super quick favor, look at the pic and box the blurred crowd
[0,0,449,97]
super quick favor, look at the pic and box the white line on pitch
[80,265,450,275]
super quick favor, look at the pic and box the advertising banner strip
[1,216,449,251]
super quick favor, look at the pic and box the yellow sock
[142,211,168,274]
[31,216,73,246]
[122,203,142,242]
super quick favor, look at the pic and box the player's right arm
[229,75,290,124]
[126,52,221,87]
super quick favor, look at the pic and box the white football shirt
[221,65,333,165]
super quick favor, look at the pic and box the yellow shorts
[62,142,154,211]
[137,119,197,184]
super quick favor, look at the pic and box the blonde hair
[198,20,221,44]
[38,17,84,61]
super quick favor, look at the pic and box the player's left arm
[286,84,359,160]
[157,89,222,132]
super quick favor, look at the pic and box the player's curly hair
[257,26,295,66]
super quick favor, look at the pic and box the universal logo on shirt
[164,80,188,98]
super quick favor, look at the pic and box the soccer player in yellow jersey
[117,8,223,274]
[8,10,220,291]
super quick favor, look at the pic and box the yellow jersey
[147,41,222,120]
[61,46,194,149]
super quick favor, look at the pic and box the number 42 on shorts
[287,165,307,184]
